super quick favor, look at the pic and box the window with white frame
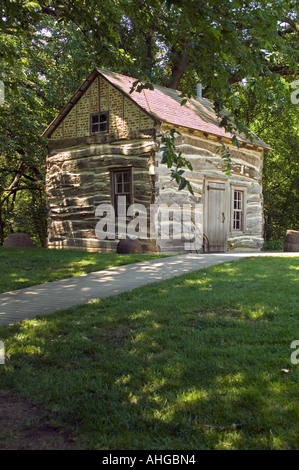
[233,190,243,230]
[231,188,245,232]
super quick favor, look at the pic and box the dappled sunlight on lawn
[0,256,298,449]
[0,247,168,293]
[289,265,299,272]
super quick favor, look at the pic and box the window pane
[91,113,108,133]
[100,123,107,131]
[233,211,241,230]
[124,183,130,193]
[92,115,99,124]
[234,191,242,210]
[117,183,123,194]
[123,172,130,182]
[116,174,123,183]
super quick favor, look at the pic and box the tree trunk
[168,53,188,90]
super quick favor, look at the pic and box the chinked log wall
[46,130,157,252]
[46,125,264,254]
[155,124,264,252]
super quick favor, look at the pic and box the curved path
[0,252,298,326]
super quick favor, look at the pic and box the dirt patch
[0,390,82,450]
[100,325,137,347]
[187,309,242,327]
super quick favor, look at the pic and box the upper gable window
[90,112,109,133]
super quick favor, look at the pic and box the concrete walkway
[0,252,298,326]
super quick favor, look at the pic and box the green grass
[0,256,298,449]
[263,239,284,251]
[0,247,167,293]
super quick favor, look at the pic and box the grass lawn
[0,247,167,293]
[0,256,298,449]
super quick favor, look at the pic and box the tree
[234,76,299,239]
[0,0,298,243]
[0,13,109,243]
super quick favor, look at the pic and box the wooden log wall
[155,123,264,253]
[46,122,265,254]
[46,132,157,252]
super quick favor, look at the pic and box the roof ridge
[97,68,217,112]
[43,67,270,149]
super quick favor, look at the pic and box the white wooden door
[205,181,227,252]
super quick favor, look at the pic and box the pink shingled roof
[43,67,269,149]
[98,69,269,149]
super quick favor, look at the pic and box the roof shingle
[43,68,270,149]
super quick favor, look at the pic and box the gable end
[44,70,156,140]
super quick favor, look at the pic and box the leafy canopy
[0,0,298,242]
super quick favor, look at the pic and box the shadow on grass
[0,257,298,449]
[0,247,167,293]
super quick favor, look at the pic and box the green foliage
[0,15,113,244]
[234,77,299,239]
[217,144,233,176]
[159,129,194,194]
[11,192,47,247]
[0,1,298,241]
[263,239,284,251]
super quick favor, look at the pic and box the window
[232,190,243,230]
[230,185,247,233]
[111,169,132,215]
[90,112,109,133]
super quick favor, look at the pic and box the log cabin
[43,68,270,253]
